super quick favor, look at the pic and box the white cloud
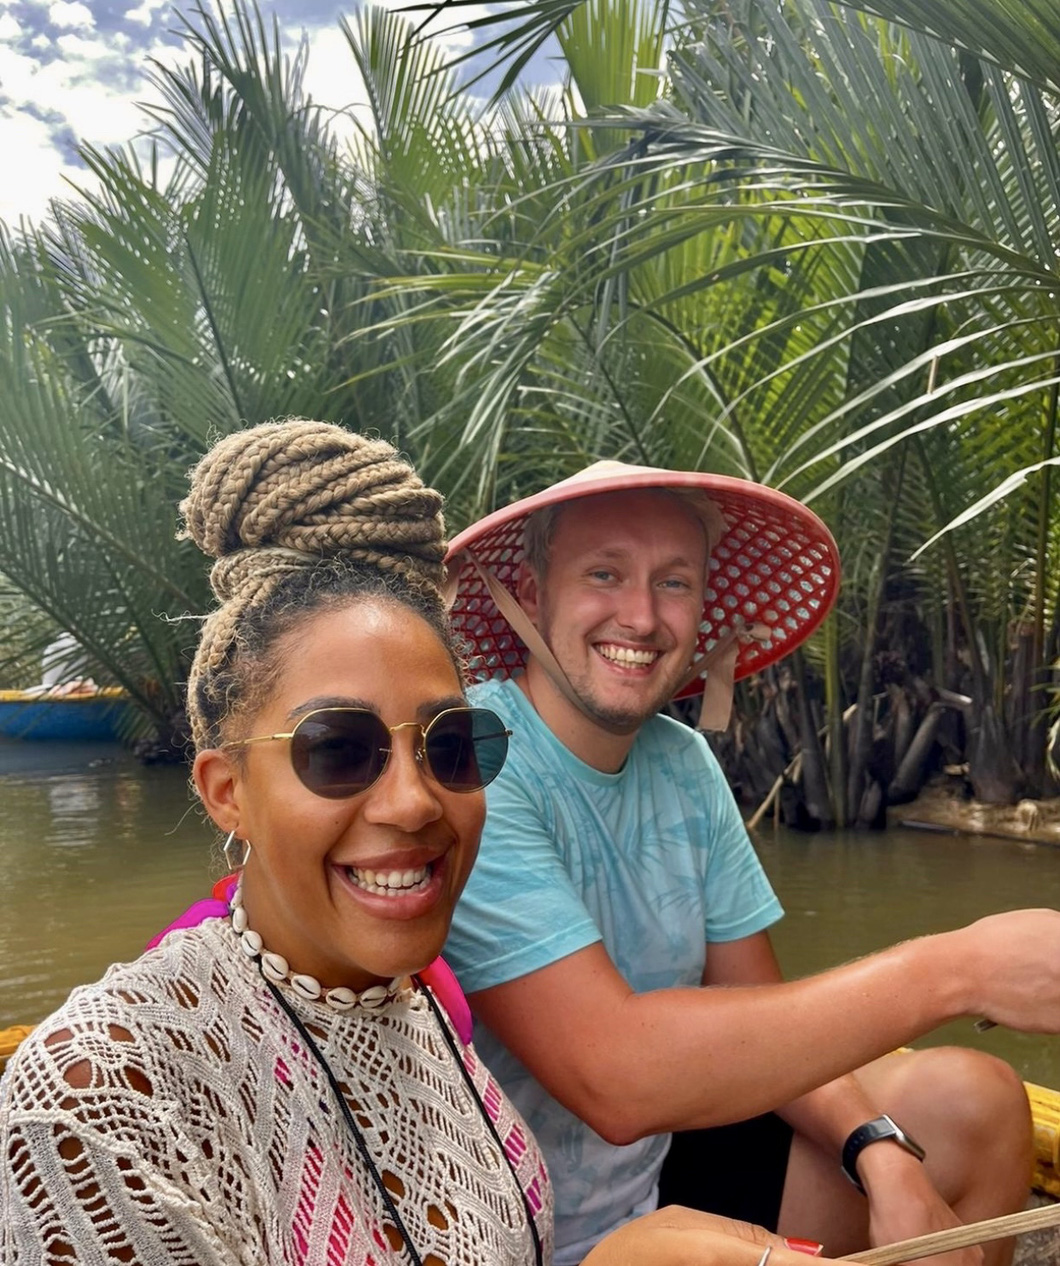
[282,23,371,152]
[0,42,47,100]
[143,36,187,77]
[300,24,363,114]
[0,0,551,229]
[124,0,167,28]
[0,17,168,227]
[48,1,94,31]
[56,32,111,57]
[6,40,147,140]
[0,109,85,227]
[370,0,491,54]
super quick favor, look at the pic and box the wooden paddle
[840,1202,1060,1265]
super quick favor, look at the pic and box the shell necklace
[229,878,405,1012]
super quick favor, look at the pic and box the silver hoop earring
[223,829,252,870]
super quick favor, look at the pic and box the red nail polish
[784,1239,824,1256]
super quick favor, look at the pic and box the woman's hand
[581,1206,827,1266]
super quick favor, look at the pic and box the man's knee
[867,1045,1032,1206]
[893,1047,1029,1146]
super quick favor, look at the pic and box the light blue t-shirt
[446,677,784,1263]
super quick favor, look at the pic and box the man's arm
[703,935,931,1178]
[468,907,1060,1146]
[703,935,975,1258]
[702,933,899,1148]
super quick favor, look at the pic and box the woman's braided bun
[181,420,449,752]
[180,418,445,596]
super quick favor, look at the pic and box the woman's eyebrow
[284,695,468,724]
[418,696,467,722]
[285,696,375,721]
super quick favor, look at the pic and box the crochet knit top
[0,919,553,1265]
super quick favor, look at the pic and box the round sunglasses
[222,706,511,799]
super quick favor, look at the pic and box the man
[443,460,1056,1266]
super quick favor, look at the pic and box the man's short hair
[522,487,724,578]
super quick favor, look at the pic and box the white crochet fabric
[0,919,553,1265]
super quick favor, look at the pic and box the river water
[2,738,1058,1086]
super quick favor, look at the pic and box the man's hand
[956,910,1060,1032]
[861,1145,983,1266]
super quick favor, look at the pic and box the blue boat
[0,688,131,741]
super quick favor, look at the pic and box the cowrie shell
[260,952,289,983]
[291,973,323,1001]
[324,987,358,1012]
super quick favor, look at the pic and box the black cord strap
[265,973,543,1266]
[264,979,424,1266]
[416,977,545,1266]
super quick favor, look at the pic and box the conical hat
[445,460,840,714]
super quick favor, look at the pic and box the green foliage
[1,0,1057,793]
[388,0,1060,797]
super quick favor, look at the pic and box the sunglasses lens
[425,708,509,792]
[290,711,386,798]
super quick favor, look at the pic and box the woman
[0,420,823,1266]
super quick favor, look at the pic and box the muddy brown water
[2,738,1058,1087]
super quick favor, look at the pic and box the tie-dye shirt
[446,676,783,1264]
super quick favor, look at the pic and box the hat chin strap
[447,552,595,720]
[448,552,771,734]
[686,639,740,732]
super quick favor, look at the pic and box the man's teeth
[597,644,658,666]
[347,865,431,896]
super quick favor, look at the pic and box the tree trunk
[792,650,834,829]
[967,702,1024,804]
[773,668,802,757]
[1005,622,1040,789]
[824,614,847,829]
[889,683,916,771]
[858,779,886,830]
[888,701,946,804]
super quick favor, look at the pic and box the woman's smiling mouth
[345,863,433,896]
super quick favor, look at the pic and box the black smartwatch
[841,1114,926,1194]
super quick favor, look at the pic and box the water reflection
[754,826,1060,1086]
[1,740,1058,1086]
[0,741,213,1026]
[45,778,103,846]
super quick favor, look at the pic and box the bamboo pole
[747,772,784,831]
[840,1202,1060,1265]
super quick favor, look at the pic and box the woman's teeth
[347,864,431,896]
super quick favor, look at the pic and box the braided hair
[180,419,455,752]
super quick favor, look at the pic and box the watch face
[842,1115,925,1192]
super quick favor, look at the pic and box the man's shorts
[657,1113,795,1231]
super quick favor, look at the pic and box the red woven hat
[444,461,840,725]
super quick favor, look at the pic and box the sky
[0,0,513,228]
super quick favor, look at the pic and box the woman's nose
[362,728,443,827]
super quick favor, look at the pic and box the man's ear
[515,562,542,626]
[193,748,243,836]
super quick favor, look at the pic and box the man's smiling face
[518,490,708,735]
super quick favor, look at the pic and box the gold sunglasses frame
[221,706,511,796]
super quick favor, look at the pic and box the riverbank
[889,781,1060,847]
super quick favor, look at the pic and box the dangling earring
[223,829,252,870]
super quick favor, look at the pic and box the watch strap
[841,1114,926,1195]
